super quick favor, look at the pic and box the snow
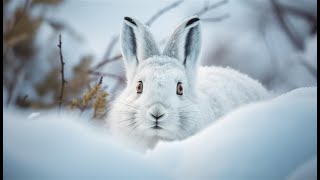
[4,87,317,179]
[286,156,317,180]
[3,111,168,180]
[165,87,316,180]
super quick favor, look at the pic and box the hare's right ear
[163,17,201,69]
[120,17,160,72]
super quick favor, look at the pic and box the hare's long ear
[121,17,160,70]
[163,17,201,68]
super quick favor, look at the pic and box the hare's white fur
[107,16,269,150]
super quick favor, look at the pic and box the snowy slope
[3,112,168,180]
[3,87,317,180]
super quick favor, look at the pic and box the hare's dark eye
[136,81,143,94]
[176,82,183,95]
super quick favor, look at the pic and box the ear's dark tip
[124,17,137,26]
[186,17,200,27]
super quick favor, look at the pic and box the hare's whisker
[116,101,141,110]
[130,121,144,134]
[178,122,191,136]
[126,121,138,128]
[119,117,136,123]
[178,104,194,109]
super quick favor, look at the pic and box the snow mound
[4,87,317,180]
[149,87,317,180]
[3,112,168,180]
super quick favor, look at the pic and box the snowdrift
[4,87,317,180]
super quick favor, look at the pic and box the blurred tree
[3,0,109,120]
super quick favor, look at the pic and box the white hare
[107,16,269,150]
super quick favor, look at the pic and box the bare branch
[277,3,317,34]
[10,0,30,31]
[88,70,126,83]
[110,79,124,95]
[298,58,317,77]
[6,63,24,106]
[194,0,228,17]
[92,54,122,70]
[103,35,119,59]
[57,34,67,110]
[99,76,103,85]
[277,3,316,22]
[270,0,304,50]
[146,0,184,26]
[202,14,230,22]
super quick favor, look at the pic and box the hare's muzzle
[147,104,167,128]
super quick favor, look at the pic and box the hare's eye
[136,81,143,94]
[176,82,183,95]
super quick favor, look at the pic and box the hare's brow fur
[138,56,185,70]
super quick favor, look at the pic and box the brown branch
[9,0,30,32]
[57,34,67,110]
[146,0,184,26]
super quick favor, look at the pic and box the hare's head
[112,16,201,141]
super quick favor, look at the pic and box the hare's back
[197,66,269,116]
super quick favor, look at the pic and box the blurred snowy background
[3,0,317,112]
[3,0,317,179]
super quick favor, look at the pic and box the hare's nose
[147,104,167,121]
[150,112,165,120]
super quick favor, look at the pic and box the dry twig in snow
[57,34,67,110]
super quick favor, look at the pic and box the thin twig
[99,76,103,85]
[57,34,67,110]
[270,0,304,50]
[92,54,122,70]
[298,58,317,77]
[202,14,230,22]
[103,35,119,60]
[277,2,316,23]
[88,70,126,83]
[110,79,124,95]
[277,2,317,34]
[194,0,228,17]
[146,0,184,26]
[6,63,24,106]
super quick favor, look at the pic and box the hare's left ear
[163,17,201,68]
[121,17,160,69]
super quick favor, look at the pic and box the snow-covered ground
[4,87,317,179]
